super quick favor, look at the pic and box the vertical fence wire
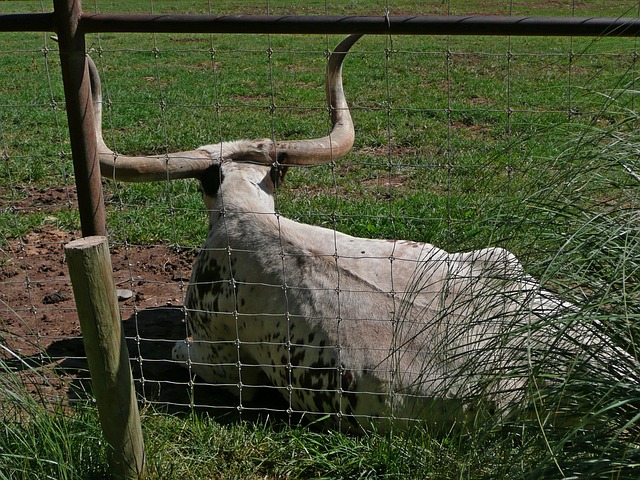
[379,0,394,421]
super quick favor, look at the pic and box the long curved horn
[273,34,361,165]
[89,34,361,181]
[88,56,212,182]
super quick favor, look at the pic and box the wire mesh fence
[1,0,639,436]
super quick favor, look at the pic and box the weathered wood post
[65,236,145,479]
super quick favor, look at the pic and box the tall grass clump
[466,86,640,479]
[0,353,108,479]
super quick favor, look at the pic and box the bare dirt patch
[1,225,195,357]
[0,190,258,414]
[451,119,492,137]
[0,184,78,214]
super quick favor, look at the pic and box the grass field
[1,1,640,478]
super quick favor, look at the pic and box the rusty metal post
[54,0,107,237]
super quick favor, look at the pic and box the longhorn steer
[89,35,608,432]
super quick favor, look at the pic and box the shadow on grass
[5,306,293,427]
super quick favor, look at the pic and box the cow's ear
[270,164,289,188]
[199,164,224,197]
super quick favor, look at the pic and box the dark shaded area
[5,306,292,425]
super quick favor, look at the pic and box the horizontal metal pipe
[2,13,640,37]
[78,14,640,37]
[0,13,55,32]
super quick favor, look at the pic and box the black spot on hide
[191,260,224,319]
[341,367,358,411]
[212,297,219,314]
[199,164,224,197]
[290,348,306,366]
[313,392,328,412]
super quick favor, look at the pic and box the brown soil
[1,222,201,405]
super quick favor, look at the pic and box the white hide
[171,150,592,432]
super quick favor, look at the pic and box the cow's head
[89,35,362,210]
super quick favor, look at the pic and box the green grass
[2,0,640,478]
[0,359,109,479]
[0,363,518,479]
[3,358,623,480]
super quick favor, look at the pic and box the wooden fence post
[65,236,145,479]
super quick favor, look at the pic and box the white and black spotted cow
[89,35,620,432]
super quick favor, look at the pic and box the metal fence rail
[3,13,640,36]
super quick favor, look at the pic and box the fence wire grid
[1,0,640,432]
